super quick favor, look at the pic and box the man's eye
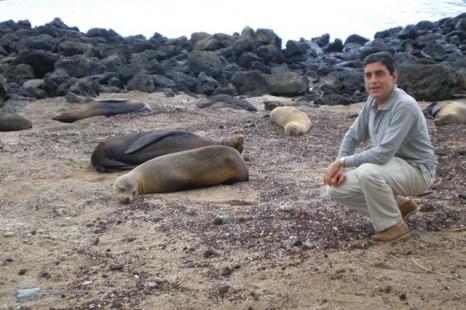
[375,71,385,77]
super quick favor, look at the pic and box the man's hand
[323,159,346,187]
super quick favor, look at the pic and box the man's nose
[367,75,377,83]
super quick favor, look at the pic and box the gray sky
[0,0,464,42]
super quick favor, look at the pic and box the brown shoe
[371,221,410,242]
[398,199,420,219]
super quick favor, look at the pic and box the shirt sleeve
[337,104,370,159]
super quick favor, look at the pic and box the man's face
[363,61,398,105]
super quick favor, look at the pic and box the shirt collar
[370,85,398,111]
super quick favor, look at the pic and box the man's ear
[392,69,399,83]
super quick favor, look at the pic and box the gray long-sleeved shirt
[338,86,437,177]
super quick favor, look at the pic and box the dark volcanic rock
[0,14,465,105]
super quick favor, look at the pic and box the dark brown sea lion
[52,99,151,123]
[91,130,244,172]
[270,106,312,136]
[0,112,32,131]
[113,145,249,204]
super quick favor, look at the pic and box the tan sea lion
[0,112,32,131]
[113,145,249,204]
[91,130,244,172]
[52,99,151,123]
[270,106,311,136]
[433,101,466,126]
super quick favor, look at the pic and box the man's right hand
[323,159,346,187]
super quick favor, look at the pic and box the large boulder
[231,70,269,96]
[13,49,61,78]
[398,64,463,101]
[266,72,308,96]
[54,55,106,78]
[188,50,225,82]
[57,40,93,56]
[127,69,155,92]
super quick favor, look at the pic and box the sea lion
[431,101,466,126]
[196,94,258,111]
[0,112,32,131]
[422,101,443,120]
[113,145,249,204]
[52,99,151,123]
[270,106,311,136]
[91,130,245,172]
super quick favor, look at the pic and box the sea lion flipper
[423,102,442,119]
[125,131,178,154]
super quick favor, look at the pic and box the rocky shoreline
[0,13,465,109]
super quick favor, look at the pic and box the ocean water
[0,0,465,43]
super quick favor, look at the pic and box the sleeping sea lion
[270,106,312,136]
[91,130,245,172]
[113,145,249,204]
[432,101,466,126]
[422,101,443,120]
[0,112,32,131]
[52,99,151,123]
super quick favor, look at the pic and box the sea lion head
[222,134,244,153]
[113,174,139,204]
[284,123,305,136]
[434,113,460,126]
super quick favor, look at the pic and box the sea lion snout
[114,175,138,204]
[140,103,151,112]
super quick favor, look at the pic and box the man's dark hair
[363,51,396,74]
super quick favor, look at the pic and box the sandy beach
[0,92,465,309]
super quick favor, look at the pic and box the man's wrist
[339,157,346,167]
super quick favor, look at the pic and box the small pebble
[220,266,232,276]
[109,264,124,271]
[16,287,40,300]
[203,250,215,258]
[217,285,230,295]
[3,231,15,238]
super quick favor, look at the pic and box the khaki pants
[327,157,434,232]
